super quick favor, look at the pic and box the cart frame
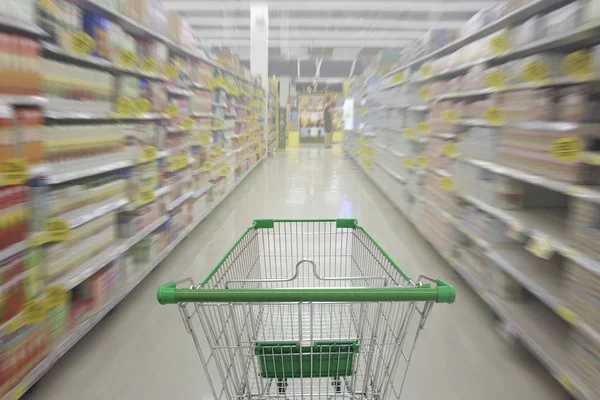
[158,219,455,399]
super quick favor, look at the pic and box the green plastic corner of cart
[436,279,456,304]
[335,219,358,228]
[253,219,274,229]
[157,281,177,304]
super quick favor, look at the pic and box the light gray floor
[27,146,564,399]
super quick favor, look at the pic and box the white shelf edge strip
[0,158,263,400]
[167,191,193,211]
[0,241,28,264]
[45,160,133,185]
[67,197,129,229]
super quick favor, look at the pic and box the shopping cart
[157,219,455,399]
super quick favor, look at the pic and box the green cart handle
[157,279,455,305]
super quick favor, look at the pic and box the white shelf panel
[51,215,170,290]
[0,15,48,37]
[0,158,263,400]
[0,241,28,263]
[63,197,129,229]
[43,42,167,81]
[44,159,133,185]
[192,184,212,199]
[167,191,193,211]
[0,95,47,106]
[375,161,406,184]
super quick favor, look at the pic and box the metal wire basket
[158,219,455,399]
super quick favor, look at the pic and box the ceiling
[162,0,495,75]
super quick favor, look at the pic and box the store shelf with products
[0,1,267,398]
[348,0,600,398]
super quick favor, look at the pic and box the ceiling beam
[162,0,495,12]
[187,17,467,30]
[206,38,411,47]
[196,29,424,40]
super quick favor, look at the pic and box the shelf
[213,103,227,108]
[0,95,47,106]
[381,0,575,78]
[191,112,213,118]
[43,42,167,81]
[64,197,129,229]
[463,158,600,204]
[488,245,563,312]
[408,104,429,112]
[0,15,49,38]
[167,87,193,97]
[43,159,133,184]
[67,0,253,84]
[167,191,193,211]
[0,157,263,400]
[0,241,28,263]
[190,82,211,90]
[45,110,167,121]
[436,89,496,101]
[375,162,406,183]
[51,215,169,290]
[192,184,212,198]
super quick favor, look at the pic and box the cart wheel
[277,378,288,395]
[331,378,342,393]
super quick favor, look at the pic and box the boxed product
[118,202,159,237]
[83,10,112,61]
[167,11,182,44]
[15,107,44,165]
[0,186,30,251]
[0,320,49,397]
[0,34,42,95]
[567,197,600,260]
[565,329,600,399]
[137,40,169,74]
[556,84,600,122]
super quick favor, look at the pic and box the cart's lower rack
[347,151,594,400]
[0,157,263,400]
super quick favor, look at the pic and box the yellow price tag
[391,72,405,84]
[439,176,455,191]
[45,218,70,242]
[119,49,138,69]
[169,155,188,171]
[563,49,593,78]
[420,64,433,77]
[203,161,214,171]
[141,57,157,73]
[419,86,432,101]
[141,146,157,162]
[526,235,554,260]
[417,122,430,134]
[442,109,459,123]
[116,97,135,115]
[557,375,576,394]
[136,98,151,114]
[1,159,29,185]
[29,232,49,247]
[166,63,178,80]
[165,103,179,118]
[199,132,211,145]
[551,137,583,162]
[220,166,232,177]
[483,106,505,126]
[45,285,70,308]
[403,158,414,169]
[485,70,506,88]
[523,60,548,83]
[8,383,25,400]
[213,145,223,156]
[138,188,156,205]
[557,306,577,324]
[23,299,47,325]
[403,128,415,138]
[71,31,95,55]
[181,117,194,130]
[490,31,509,54]
[417,156,429,168]
[442,143,458,158]
[214,120,224,130]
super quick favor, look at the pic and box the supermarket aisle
[27,146,564,400]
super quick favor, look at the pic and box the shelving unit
[0,2,265,399]
[348,1,600,399]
